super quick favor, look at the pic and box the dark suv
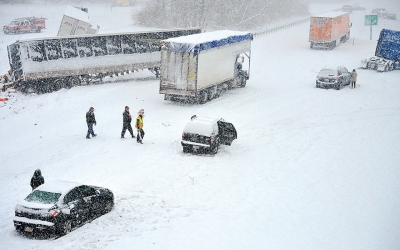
[316,66,351,90]
[181,115,237,155]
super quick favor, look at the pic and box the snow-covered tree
[135,0,308,30]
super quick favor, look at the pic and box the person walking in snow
[351,69,358,89]
[121,106,135,139]
[135,109,145,144]
[30,169,44,190]
[86,107,97,139]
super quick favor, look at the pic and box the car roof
[183,116,222,135]
[35,180,82,195]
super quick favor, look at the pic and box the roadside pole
[365,14,378,40]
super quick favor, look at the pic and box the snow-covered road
[1,1,400,249]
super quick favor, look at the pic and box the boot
[86,136,90,139]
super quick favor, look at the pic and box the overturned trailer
[7,28,201,93]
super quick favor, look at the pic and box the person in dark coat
[86,107,97,139]
[121,106,135,138]
[30,169,44,190]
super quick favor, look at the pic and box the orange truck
[309,11,350,50]
[3,17,46,34]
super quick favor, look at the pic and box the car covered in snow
[13,181,114,237]
[316,66,351,90]
[341,5,352,13]
[181,115,237,155]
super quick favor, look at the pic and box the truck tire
[68,77,81,88]
[199,91,208,104]
[37,27,41,33]
[310,42,314,49]
[384,65,389,72]
[54,79,64,91]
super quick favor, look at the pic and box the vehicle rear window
[25,190,61,204]
[319,69,337,76]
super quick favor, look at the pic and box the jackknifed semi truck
[159,30,252,104]
[7,28,201,93]
[361,29,400,72]
[309,11,350,49]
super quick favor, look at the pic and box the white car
[181,115,237,155]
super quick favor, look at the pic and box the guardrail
[253,18,310,37]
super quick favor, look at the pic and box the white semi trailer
[159,30,252,104]
[57,6,98,36]
[7,28,201,93]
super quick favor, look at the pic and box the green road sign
[365,14,378,25]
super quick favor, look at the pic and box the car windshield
[10,21,20,25]
[319,69,337,76]
[25,190,61,204]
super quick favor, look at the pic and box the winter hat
[89,107,94,111]
[138,109,144,114]
[125,106,129,109]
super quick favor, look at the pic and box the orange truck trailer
[309,11,350,50]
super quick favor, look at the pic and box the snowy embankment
[1,1,400,250]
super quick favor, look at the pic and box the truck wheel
[54,79,64,90]
[68,77,81,88]
[384,65,389,72]
[310,42,313,49]
[199,91,208,104]
[37,27,41,33]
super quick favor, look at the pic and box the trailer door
[7,43,23,80]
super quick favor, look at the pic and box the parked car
[3,17,45,34]
[372,8,387,17]
[181,115,237,155]
[351,4,366,11]
[316,66,351,90]
[13,181,114,237]
[341,5,352,13]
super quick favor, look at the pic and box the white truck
[159,30,252,104]
[57,6,99,36]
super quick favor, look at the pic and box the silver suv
[316,66,351,90]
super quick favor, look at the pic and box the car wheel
[60,220,72,236]
[209,145,218,155]
[183,146,191,153]
[103,200,113,214]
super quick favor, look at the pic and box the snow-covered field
[1,1,400,249]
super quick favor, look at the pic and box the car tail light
[210,136,215,142]
[50,210,59,217]
[182,134,184,140]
